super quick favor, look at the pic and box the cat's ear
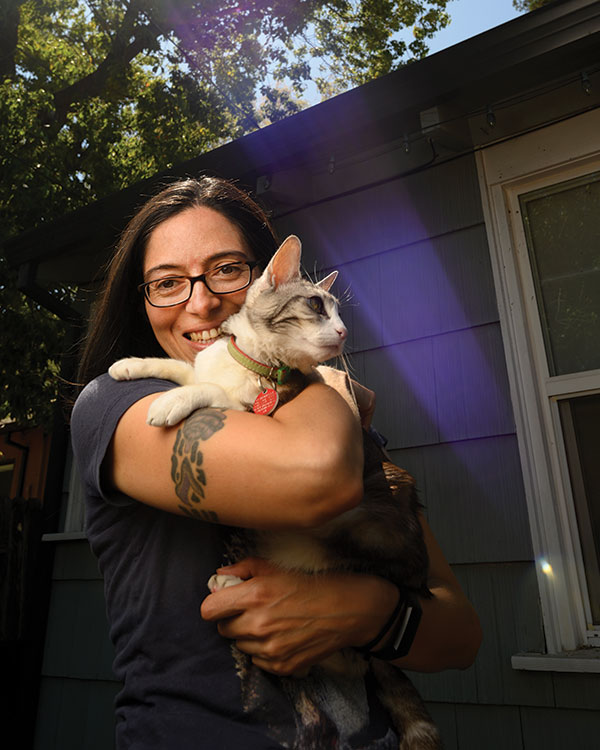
[262,235,302,289]
[316,270,338,292]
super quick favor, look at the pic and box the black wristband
[357,592,406,655]
[370,592,422,660]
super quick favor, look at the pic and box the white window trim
[45,442,87,541]
[476,107,600,662]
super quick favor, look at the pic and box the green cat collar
[227,336,292,385]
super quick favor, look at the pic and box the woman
[72,176,481,749]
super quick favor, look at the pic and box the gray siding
[392,437,532,564]
[35,677,118,750]
[34,541,119,749]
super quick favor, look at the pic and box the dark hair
[77,176,279,385]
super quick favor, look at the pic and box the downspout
[17,261,83,325]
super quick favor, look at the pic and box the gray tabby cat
[109,235,440,750]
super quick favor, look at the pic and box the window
[519,173,600,378]
[559,393,600,625]
[59,444,86,534]
[0,462,15,497]
[477,107,600,655]
[41,443,86,539]
[519,173,600,634]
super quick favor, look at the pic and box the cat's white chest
[193,339,261,409]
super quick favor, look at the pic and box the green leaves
[2,0,453,239]
[513,0,554,11]
[1,0,452,426]
[298,0,451,91]
[0,257,68,427]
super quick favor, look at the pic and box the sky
[302,0,525,105]
[426,0,522,55]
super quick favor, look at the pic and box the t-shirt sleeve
[70,373,176,506]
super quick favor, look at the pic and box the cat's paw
[147,384,237,426]
[146,389,195,426]
[207,573,244,592]
[108,357,147,381]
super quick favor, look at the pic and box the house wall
[269,149,600,748]
[34,147,600,748]
[34,540,117,750]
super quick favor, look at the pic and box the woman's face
[143,205,255,363]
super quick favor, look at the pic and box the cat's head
[223,235,347,373]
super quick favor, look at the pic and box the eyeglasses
[139,261,259,308]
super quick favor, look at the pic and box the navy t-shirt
[71,374,398,749]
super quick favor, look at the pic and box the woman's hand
[201,515,482,676]
[200,557,399,676]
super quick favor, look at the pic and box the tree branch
[0,0,27,78]
[51,0,158,125]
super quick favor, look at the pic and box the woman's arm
[386,514,482,672]
[200,514,482,676]
[106,381,364,529]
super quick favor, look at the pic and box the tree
[0,0,451,425]
[0,257,69,427]
[512,0,559,11]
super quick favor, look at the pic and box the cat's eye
[307,296,326,315]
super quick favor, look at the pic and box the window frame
[41,442,86,542]
[476,107,600,656]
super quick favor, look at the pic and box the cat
[108,234,441,750]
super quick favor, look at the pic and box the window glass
[520,173,600,376]
[559,393,600,625]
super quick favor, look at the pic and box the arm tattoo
[171,408,227,522]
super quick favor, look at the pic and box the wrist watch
[358,590,422,660]
[372,592,422,660]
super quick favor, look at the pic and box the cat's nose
[337,327,347,341]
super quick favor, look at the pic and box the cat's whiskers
[338,285,355,307]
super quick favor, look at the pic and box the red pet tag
[252,388,279,415]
